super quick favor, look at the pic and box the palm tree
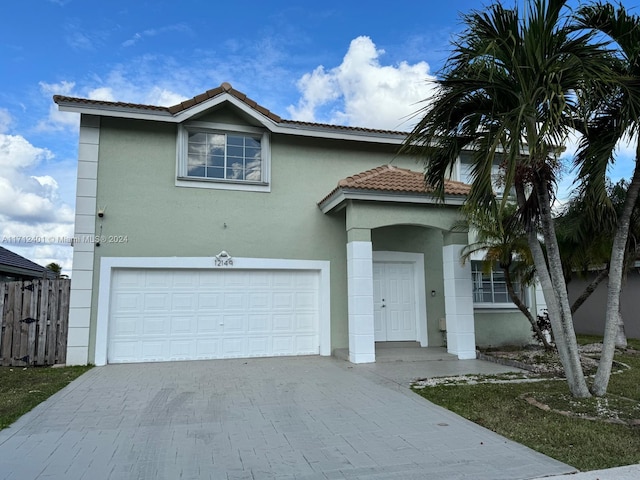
[557,179,640,349]
[402,0,615,397]
[46,262,62,278]
[573,2,640,396]
[457,205,553,349]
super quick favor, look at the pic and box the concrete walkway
[0,354,576,480]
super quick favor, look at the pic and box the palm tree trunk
[615,310,627,349]
[592,149,640,396]
[503,266,553,350]
[518,176,590,398]
[570,268,608,314]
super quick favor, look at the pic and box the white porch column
[346,231,375,363]
[442,232,476,359]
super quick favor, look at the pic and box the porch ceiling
[318,165,470,214]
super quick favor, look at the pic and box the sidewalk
[530,464,640,480]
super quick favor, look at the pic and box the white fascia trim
[57,103,173,122]
[319,189,466,213]
[372,251,428,346]
[94,256,331,366]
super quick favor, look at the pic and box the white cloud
[88,87,116,101]
[36,81,80,132]
[122,24,193,48]
[0,134,74,261]
[288,36,437,130]
[0,109,11,133]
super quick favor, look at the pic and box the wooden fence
[0,278,70,366]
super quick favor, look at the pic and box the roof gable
[53,83,409,144]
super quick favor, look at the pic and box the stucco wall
[474,311,534,347]
[568,271,640,340]
[86,111,457,358]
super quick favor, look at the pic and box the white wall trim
[373,251,428,346]
[66,114,100,366]
[95,256,331,366]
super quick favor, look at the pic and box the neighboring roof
[53,82,409,144]
[0,246,55,279]
[318,165,470,213]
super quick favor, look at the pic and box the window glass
[186,131,262,182]
[472,261,523,304]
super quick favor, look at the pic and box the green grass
[414,338,640,471]
[0,365,92,430]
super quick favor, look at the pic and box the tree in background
[46,262,62,278]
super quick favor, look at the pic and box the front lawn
[413,338,640,471]
[0,365,92,430]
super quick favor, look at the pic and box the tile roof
[0,246,54,278]
[333,164,471,197]
[53,82,409,135]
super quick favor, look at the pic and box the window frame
[176,121,271,192]
[471,260,528,310]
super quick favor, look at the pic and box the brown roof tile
[336,165,471,195]
[319,165,469,208]
[53,83,412,135]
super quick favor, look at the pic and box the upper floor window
[187,131,262,182]
[177,122,270,192]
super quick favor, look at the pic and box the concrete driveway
[0,355,575,480]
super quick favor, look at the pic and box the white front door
[373,262,417,342]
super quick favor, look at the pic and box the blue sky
[1,0,639,273]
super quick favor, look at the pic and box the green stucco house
[54,83,545,366]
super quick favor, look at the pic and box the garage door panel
[273,292,294,309]
[141,341,164,360]
[112,341,138,361]
[144,271,172,288]
[143,293,170,310]
[296,313,316,330]
[108,268,320,363]
[112,315,139,335]
[295,335,317,353]
[169,340,194,359]
[196,315,221,333]
[171,294,196,311]
[142,316,166,335]
[112,293,141,312]
[248,293,270,309]
[197,293,221,311]
[248,314,270,332]
[171,271,199,288]
[221,337,246,357]
[247,336,269,355]
[196,339,219,357]
[223,293,245,309]
[170,316,194,334]
[273,314,294,331]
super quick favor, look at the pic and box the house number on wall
[214,250,234,267]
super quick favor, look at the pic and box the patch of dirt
[481,345,601,376]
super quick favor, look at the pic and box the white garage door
[108,268,320,363]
